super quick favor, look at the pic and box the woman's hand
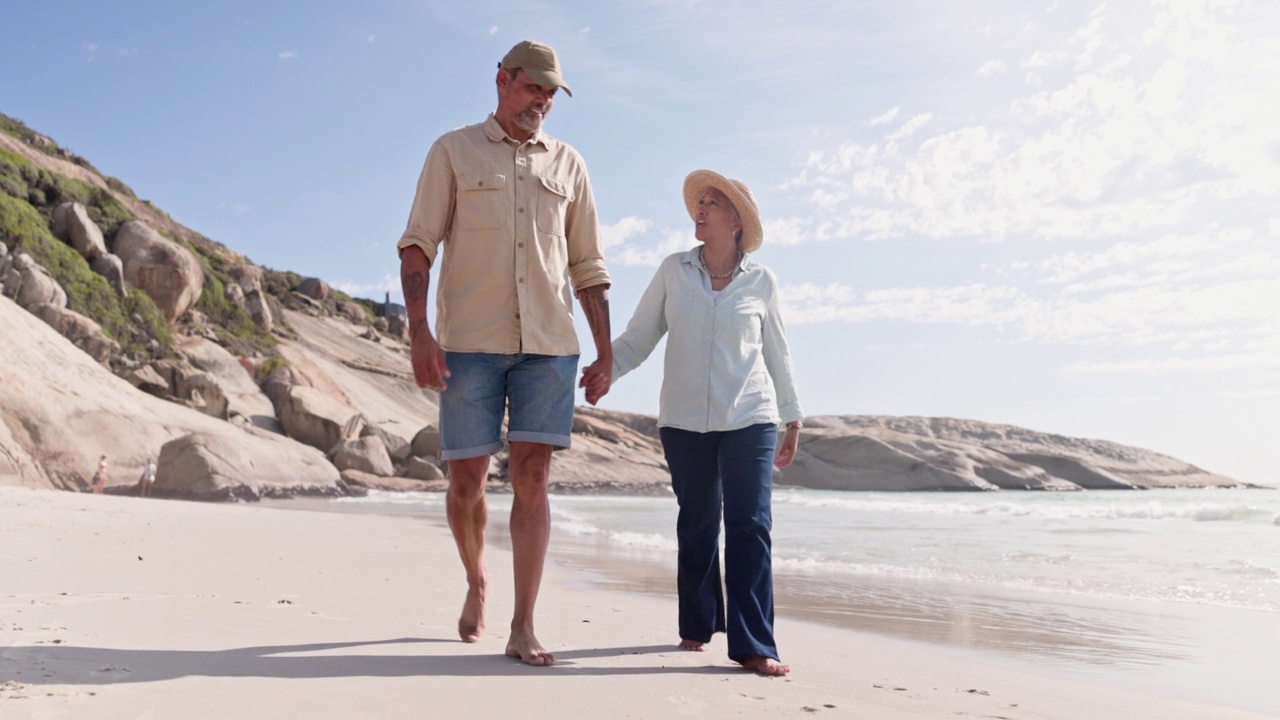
[774,425,800,468]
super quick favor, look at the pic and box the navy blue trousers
[659,423,779,663]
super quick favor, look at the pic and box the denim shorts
[438,352,579,460]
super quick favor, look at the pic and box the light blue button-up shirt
[611,248,803,433]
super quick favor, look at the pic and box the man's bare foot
[741,656,790,677]
[678,639,705,652]
[458,582,486,643]
[505,627,555,666]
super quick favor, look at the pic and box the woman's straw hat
[683,169,763,253]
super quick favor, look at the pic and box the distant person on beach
[396,39,612,666]
[138,457,157,498]
[91,455,108,494]
[582,170,802,677]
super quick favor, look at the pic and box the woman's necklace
[701,247,740,279]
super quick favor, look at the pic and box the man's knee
[448,456,490,499]
[508,442,553,491]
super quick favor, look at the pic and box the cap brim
[522,68,572,97]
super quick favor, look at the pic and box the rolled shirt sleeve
[396,139,455,266]
[565,165,611,293]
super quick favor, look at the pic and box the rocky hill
[0,113,1248,499]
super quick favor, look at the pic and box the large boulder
[173,372,230,420]
[2,253,67,310]
[227,264,273,332]
[180,338,279,431]
[90,252,127,298]
[404,456,445,481]
[410,426,441,459]
[114,220,204,321]
[331,436,395,477]
[123,364,170,395]
[52,202,106,260]
[362,424,411,462]
[153,430,343,501]
[278,385,365,453]
[30,303,119,365]
[297,277,329,300]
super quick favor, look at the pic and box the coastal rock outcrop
[51,202,106,260]
[114,220,204,321]
[155,430,343,501]
[0,294,339,494]
[30,303,120,366]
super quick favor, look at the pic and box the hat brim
[520,68,573,97]
[683,170,763,253]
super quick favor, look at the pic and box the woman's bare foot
[505,627,555,666]
[458,581,487,643]
[741,656,790,676]
[678,639,705,652]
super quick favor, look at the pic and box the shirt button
[519,207,525,213]
[519,278,525,284]
[518,242,525,248]
[518,175,524,180]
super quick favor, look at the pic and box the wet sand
[1,486,1273,719]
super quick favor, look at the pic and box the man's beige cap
[500,40,573,97]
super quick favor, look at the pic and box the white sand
[1,486,1270,720]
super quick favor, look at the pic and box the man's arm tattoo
[402,270,427,304]
[578,285,611,349]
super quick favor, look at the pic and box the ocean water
[331,486,1280,713]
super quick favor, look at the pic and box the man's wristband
[786,420,803,430]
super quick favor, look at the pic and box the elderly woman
[583,170,803,676]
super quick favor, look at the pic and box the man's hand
[774,425,800,468]
[410,329,450,390]
[579,359,611,405]
[400,246,447,390]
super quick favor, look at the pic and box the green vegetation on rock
[0,193,172,355]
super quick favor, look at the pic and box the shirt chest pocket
[455,174,507,231]
[729,296,766,345]
[535,176,574,236]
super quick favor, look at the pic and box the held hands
[579,359,611,406]
[409,330,450,390]
[774,425,800,468]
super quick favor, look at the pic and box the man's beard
[513,105,547,134]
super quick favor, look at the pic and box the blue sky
[3,1,1277,486]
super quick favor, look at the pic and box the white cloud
[278,50,299,60]
[334,274,401,300]
[118,48,139,57]
[368,35,377,44]
[886,113,932,142]
[599,216,651,249]
[489,26,499,35]
[976,60,1006,77]
[867,107,899,126]
[784,2,1280,248]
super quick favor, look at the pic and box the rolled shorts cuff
[440,441,504,462]
[507,430,572,449]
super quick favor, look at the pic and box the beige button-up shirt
[397,114,611,356]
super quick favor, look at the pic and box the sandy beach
[1,486,1272,720]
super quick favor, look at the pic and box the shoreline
[2,486,1274,719]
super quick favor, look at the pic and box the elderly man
[396,39,612,666]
